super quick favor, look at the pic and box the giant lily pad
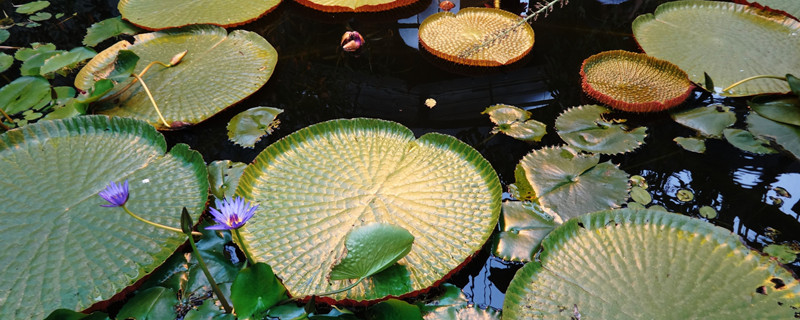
[518,146,629,222]
[0,115,208,319]
[555,104,647,154]
[236,118,501,301]
[632,0,800,96]
[88,25,277,130]
[503,209,800,319]
[736,0,800,20]
[419,8,534,67]
[580,50,693,112]
[293,0,418,12]
[118,0,280,30]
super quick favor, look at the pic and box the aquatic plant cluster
[1,0,800,319]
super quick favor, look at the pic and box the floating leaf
[749,95,800,127]
[20,49,63,76]
[419,8,534,67]
[29,11,52,21]
[14,42,56,61]
[518,146,629,222]
[0,76,51,115]
[629,175,648,189]
[503,209,800,319]
[735,0,800,20]
[632,0,800,96]
[747,112,800,160]
[367,299,423,320]
[482,104,546,142]
[723,128,777,154]
[83,16,143,47]
[293,0,418,13]
[763,243,800,264]
[92,26,278,130]
[580,50,693,112]
[0,29,8,43]
[74,40,134,91]
[39,47,97,76]
[788,74,800,96]
[118,0,280,30]
[0,53,15,73]
[236,118,501,301]
[493,201,557,262]
[555,104,647,154]
[673,137,706,153]
[227,107,283,148]
[330,223,414,282]
[630,186,651,205]
[699,205,718,219]
[15,1,50,14]
[417,283,501,320]
[183,300,235,320]
[116,287,177,320]
[671,103,737,137]
[208,160,247,200]
[0,116,208,319]
[677,189,694,202]
[230,263,287,319]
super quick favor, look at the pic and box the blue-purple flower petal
[99,180,129,207]
[205,196,259,230]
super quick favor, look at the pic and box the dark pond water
[4,0,799,313]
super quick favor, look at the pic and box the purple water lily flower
[99,180,129,207]
[206,197,258,230]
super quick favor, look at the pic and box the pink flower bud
[341,31,364,52]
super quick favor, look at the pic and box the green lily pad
[83,16,143,47]
[482,104,546,142]
[29,11,52,21]
[630,186,651,205]
[723,128,777,154]
[698,205,718,219]
[0,76,51,115]
[227,107,283,148]
[0,115,208,319]
[208,160,247,200]
[118,0,280,30]
[0,53,11,73]
[493,201,557,262]
[90,25,278,130]
[503,209,800,319]
[677,189,694,202]
[737,0,800,19]
[236,118,501,301]
[747,112,800,160]
[518,146,629,222]
[0,29,9,43]
[116,286,177,320]
[632,0,800,96]
[555,104,647,154]
[330,223,415,281]
[15,1,50,14]
[763,243,800,264]
[749,95,800,127]
[674,137,707,153]
[20,49,63,76]
[230,262,287,319]
[40,47,97,77]
[671,104,737,137]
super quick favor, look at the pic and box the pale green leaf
[630,186,651,205]
[227,107,283,148]
[493,201,557,262]
[671,104,736,137]
[556,104,647,154]
[29,11,51,21]
[15,1,50,14]
[763,243,799,264]
[0,53,13,73]
[208,160,247,200]
[698,205,717,219]
[723,128,777,154]
[673,137,706,153]
[482,104,546,142]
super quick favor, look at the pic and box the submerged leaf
[482,104,546,142]
[503,209,800,319]
[671,104,736,137]
[555,104,647,154]
[227,107,283,148]
[580,50,693,112]
[518,146,629,222]
[330,223,414,281]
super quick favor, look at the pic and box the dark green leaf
[671,104,736,137]
[787,74,800,97]
[20,49,63,76]
[749,95,800,127]
[41,99,87,120]
[183,300,236,320]
[330,224,414,281]
[703,72,714,92]
[673,137,706,153]
[231,262,287,319]
[367,299,423,320]
[39,47,96,76]
[0,76,51,115]
[15,1,50,14]
[181,207,193,235]
[29,11,51,21]
[0,29,9,43]
[227,107,283,148]
[116,287,178,320]
[747,112,800,160]
[44,309,109,320]
[0,53,13,73]
[77,79,113,104]
[267,303,309,320]
[723,128,776,154]
[83,16,142,47]
[107,50,139,83]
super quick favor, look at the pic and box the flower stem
[121,205,201,236]
[132,73,170,128]
[187,232,233,313]
[723,75,787,93]
[232,228,256,265]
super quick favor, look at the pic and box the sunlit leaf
[208,160,247,200]
[673,137,706,153]
[671,104,736,137]
[116,287,177,320]
[330,223,414,282]
[632,0,800,96]
[39,47,96,76]
[676,189,694,202]
[236,118,501,301]
[230,263,287,319]
[518,146,629,222]
[555,104,647,154]
[503,209,800,319]
[15,1,50,14]
[736,0,800,19]
[493,201,557,262]
[580,50,693,112]
[14,42,56,61]
[227,107,283,148]
[723,128,777,154]
[83,16,143,47]
[0,76,51,115]
[747,112,800,160]
[74,40,134,91]
[482,104,546,142]
[119,0,280,30]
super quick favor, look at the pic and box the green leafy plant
[555,104,647,154]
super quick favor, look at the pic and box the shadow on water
[3,0,798,312]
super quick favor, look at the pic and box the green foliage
[83,16,143,47]
[493,201,557,262]
[0,76,51,115]
[630,186,651,205]
[747,112,800,160]
[39,46,96,76]
[671,104,736,138]
[722,128,777,155]
[673,137,706,153]
[44,309,110,320]
[366,299,423,320]
[116,287,178,320]
[227,107,283,148]
[763,243,799,264]
[698,205,717,219]
[230,263,287,319]
[482,104,546,142]
[15,1,50,14]
[556,104,647,154]
[208,160,247,199]
[330,224,415,283]
[0,53,13,73]
[749,95,800,127]
[416,283,501,319]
